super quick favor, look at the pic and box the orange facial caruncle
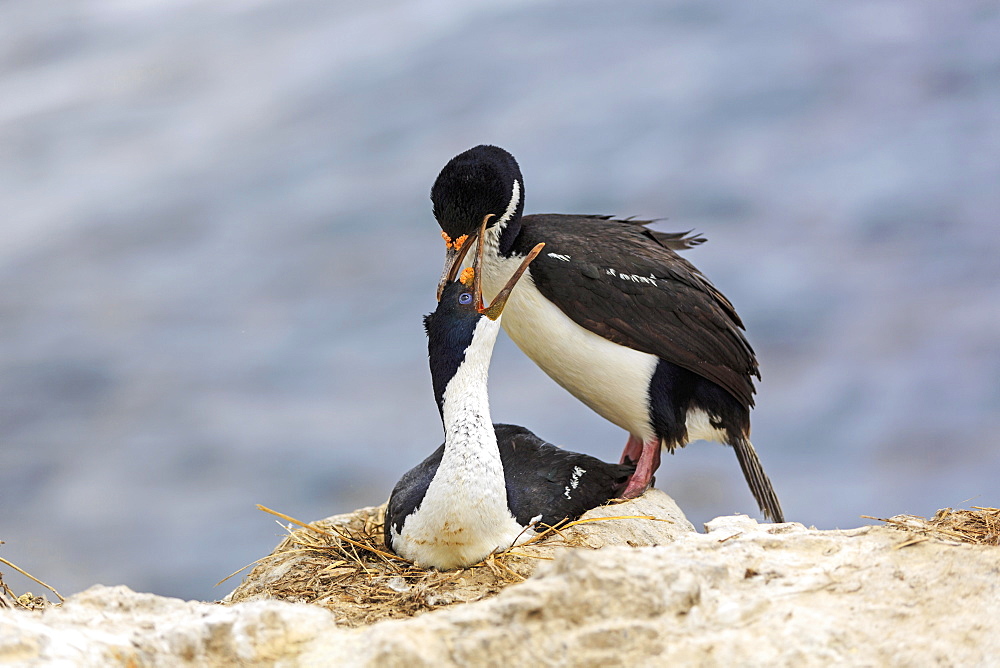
[440,231,470,252]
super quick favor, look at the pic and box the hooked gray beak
[436,231,476,301]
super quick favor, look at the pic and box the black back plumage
[514,214,760,409]
[495,424,633,527]
[432,145,757,411]
[432,145,524,242]
[385,423,634,544]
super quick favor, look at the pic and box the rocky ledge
[2,492,998,667]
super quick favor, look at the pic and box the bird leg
[619,436,660,499]
[620,434,644,466]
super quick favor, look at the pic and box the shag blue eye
[458,292,473,305]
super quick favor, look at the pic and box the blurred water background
[2,1,998,601]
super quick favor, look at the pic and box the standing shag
[431,144,784,523]
[386,232,634,568]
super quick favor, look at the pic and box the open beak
[470,213,544,320]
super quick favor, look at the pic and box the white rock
[3,496,999,667]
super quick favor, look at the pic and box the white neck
[438,318,504,492]
[391,317,526,568]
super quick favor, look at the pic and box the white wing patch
[605,268,658,286]
[547,253,571,262]
[564,466,586,499]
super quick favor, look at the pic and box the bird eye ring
[458,292,473,305]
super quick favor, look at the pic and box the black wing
[386,424,633,551]
[385,444,443,549]
[495,424,634,528]
[518,214,759,408]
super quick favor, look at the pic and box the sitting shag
[386,234,634,569]
[431,145,784,522]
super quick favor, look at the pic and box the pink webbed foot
[619,436,661,499]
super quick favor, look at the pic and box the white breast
[390,317,532,569]
[480,247,659,443]
[390,483,529,569]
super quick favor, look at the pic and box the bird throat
[404,317,523,567]
[436,319,504,498]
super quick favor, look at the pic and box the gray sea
[2,1,998,601]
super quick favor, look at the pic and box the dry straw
[0,548,64,610]
[864,506,1000,548]
[223,503,663,627]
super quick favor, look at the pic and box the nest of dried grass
[223,502,659,627]
[0,545,63,611]
[866,507,1000,547]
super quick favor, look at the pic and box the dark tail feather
[583,216,707,251]
[732,437,785,523]
[642,228,707,251]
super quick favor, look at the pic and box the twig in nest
[495,559,527,582]
[518,518,571,547]
[216,548,317,587]
[504,551,554,560]
[531,521,570,544]
[0,556,64,603]
[893,537,929,550]
[566,514,669,526]
[482,554,503,579]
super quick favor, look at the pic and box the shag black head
[432,145,526,299]
[431,144,524,243]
